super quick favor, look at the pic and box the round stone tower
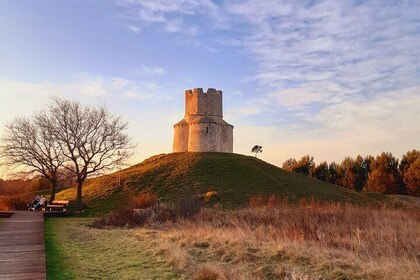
[173,88,233,153]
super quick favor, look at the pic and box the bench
[45,200,69,212]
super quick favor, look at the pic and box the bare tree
[0,114,65,201]
[49,97,135,211]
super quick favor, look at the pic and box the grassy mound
[57,152,374,214]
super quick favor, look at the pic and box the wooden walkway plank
[0,211,46,280]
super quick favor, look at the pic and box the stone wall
[173,88,233,153]
[173,120,189,152]
[185,88,223,117]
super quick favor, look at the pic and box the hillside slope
[57,153,374,214]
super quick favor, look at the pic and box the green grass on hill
[57,152,374,215]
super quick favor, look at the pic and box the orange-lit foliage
[404,158,420,196]
[0,177,55,210]
[131,192,159,209]
[0,193,34,211]
[203,191,218,203]
[282,149,420,196]
[0,179,30,196]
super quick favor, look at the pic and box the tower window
[206,126,209,133]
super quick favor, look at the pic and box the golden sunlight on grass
[155,202,420,279]
[45,218,181,280]
[45,200,419,279]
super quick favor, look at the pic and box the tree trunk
[76,181,83,212]
[49,183,56,202]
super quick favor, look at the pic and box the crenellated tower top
[185,88,223,118]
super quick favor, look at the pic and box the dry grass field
[155,200,420,279]
[45,198,420,280]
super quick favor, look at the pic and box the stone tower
[173,88,233,153]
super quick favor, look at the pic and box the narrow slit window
[206,126,209,133]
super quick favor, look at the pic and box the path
[0,211,46,280]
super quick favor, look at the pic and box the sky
[0,0,419,176]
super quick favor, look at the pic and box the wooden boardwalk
[0,211,46,280]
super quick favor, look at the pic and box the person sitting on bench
[31,195,41,209]
[34,195,46,211]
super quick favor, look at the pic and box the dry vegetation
[0,193,33,211]
[0,177,57,210]
[46,195,420,279]
[152,197,419,280]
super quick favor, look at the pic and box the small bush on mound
[92,193,202,228]
[92,206,177,229]
[202,191,218,203]
[131,192,159,209]
[174,195,202,219]
[91,208,147,228]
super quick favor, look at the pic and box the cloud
[136,65,167,75]
[122,82,172,100]
[112,1,420,160]
[225,0,420,96]
[116,0,218,35]
[0,73,170,102]
[127,24,141,33]
[221,1,420,156]
[233,86,420,165]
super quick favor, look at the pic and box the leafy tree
[361,155,374,189]
[282,158,297,171]
[327,162,340,185]
[399,149,420,174]
[403,158,420,196]
[313,161,328,181]
[340,157,356,190]
[339,156,366,191]
[251,145,263,158]
[366,152,399,194]
[399,150,419,194]
[292,155,315,176]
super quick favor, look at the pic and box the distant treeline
[282,149,419,197]
[0,171,76,196]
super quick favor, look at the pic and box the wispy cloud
[135,65,167,75]
[116,0,218,35]
[11,1,414,165]
[225,0,420,98]
[126,24,141,33]
[0,73,170,102]
[122,81,171,100]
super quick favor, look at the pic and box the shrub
[91,205,176,229]
[174,195,202,219]
[131,192,159,209]
[194,264,227,280]
[91,208,147,228]
[203,191,218,203]
[92,193,202,228]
